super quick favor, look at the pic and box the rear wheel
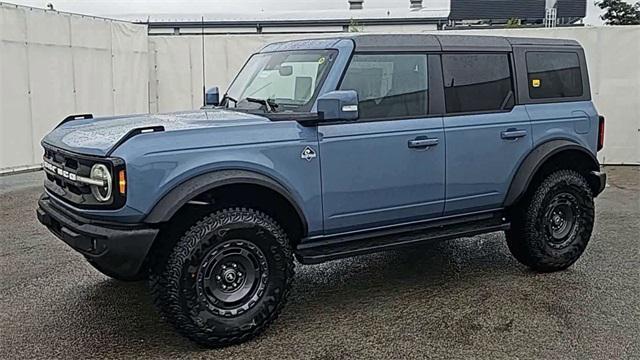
[506,170,595,272]
[149,208,294,347]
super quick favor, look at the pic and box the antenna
[202,16,206,106]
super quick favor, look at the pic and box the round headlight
[90,164,112,202]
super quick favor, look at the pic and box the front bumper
[590,170,607,196]
[36,195,158,278]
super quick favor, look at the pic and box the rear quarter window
[526,51,583,99]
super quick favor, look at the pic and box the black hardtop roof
[263,33,581,53]
[351,33,581,51]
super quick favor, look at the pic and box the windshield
[225,50,337,113]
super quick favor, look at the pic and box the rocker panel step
[296,214,509,264]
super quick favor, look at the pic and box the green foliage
[596,0,640,25]
[348,18,364,32]
[505,18,522,28]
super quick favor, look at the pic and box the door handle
[501,129,527,140]
[408,137,439,149]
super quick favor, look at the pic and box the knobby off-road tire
[149,208,295,347]
[506,170,595,272]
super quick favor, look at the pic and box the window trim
[525,50,584,100]
[333,51,438,123]
[440,51,518,116]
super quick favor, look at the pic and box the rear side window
[526,52,583,99]
[339,54,428,120]
[442,53,514,114]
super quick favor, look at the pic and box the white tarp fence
[0,3,148,172]
[1,3,638,170]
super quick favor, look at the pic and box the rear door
[441,53,533,214]
[318,53,445,234]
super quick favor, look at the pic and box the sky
[4,0,621,25]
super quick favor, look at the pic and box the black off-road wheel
[506,170,595,272]
[149,208,294,348]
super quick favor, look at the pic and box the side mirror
[317,90,359,122]
[205,87,220,106]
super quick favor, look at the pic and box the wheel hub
[544,192,579,249]
[551,212,565,228]
[216,263,245,291]
[196,239,268,316]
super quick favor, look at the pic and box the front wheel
[506,170,595,272]
[149,208,294,347]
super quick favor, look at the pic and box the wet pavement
[1,167,638,359]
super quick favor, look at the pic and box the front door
[318,53,445,234]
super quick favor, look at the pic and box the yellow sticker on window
[532,79,541,88]
[318,57,326,65]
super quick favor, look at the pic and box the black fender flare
[503,139,600,207]
[144,169,308,235]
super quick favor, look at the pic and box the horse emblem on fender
[301,146,316,161]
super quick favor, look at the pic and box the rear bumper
[590,170,607,196]
[36,195,158,278]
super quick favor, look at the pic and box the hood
[42,110,271,156]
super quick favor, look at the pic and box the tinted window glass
[442,54,514,114]
[527,52,583,99]
[339,54,428,120]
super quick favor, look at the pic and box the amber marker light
[118,170,126,194]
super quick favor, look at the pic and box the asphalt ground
[0,167,638,359]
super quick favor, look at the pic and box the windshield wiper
[246,97,279,112]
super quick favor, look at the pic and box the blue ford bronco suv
[37,34,606,347]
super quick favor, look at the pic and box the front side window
[442,53,514,114]
[526,52,583,99]
[339,54,428,120]
[226,50,336,112]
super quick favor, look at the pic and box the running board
[295,216,510,264]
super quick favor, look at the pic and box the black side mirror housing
[316,90,359,122]
[205,87,220,106]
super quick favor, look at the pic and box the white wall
[0,3,148,173]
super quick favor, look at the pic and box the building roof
[125,2,450,24]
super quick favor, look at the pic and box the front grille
[42,145,117,208]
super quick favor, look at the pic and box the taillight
[597,115,605,151]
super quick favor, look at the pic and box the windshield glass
[225,50,337,113]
